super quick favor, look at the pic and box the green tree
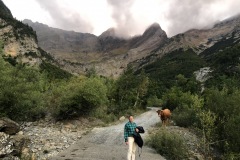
[203,87,240,156]
[133,70,149,107]
[49,76,108,119]
[110,68,149,114]
[175,74,201,94]
[197,110,217,158]
[166,88,203,127]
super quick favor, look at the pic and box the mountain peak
[99,28,117,38]
[142,22,167,38]
[148,22,161,29]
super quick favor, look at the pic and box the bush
[146,128,189,159]
[49,76,109,119]
[172,107,198,127]
[0,57,47,121]
[172,94,203,128]
[203,87,240,155]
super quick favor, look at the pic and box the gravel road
[49,108,166,160]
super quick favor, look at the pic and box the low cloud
[107,0,240,37]
[107,0,139,38]
[164,0,240,36]
[35,0,93,33]
[34,0,240,37]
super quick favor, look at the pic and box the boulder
[0,118,20,135]
[119,116,125,121]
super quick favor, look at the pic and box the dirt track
[49,108,166,160]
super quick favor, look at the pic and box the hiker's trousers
[127,137,137,160]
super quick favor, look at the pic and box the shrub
[197,110,217,158]
[172,107,198,127]
[49,76,108,119]
[172,94,204,128]
[203,87,240,156]
[0,58,47,121]
[146,128,189,159]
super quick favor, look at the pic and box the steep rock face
[25,20,169,77]
[0,18,41,65]
[99,28,127,52]
[23,19,102,63]
[94,24,168,77]
[129,23,167,49]
[0,1,41,66]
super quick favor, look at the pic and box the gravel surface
[49,108,166,160]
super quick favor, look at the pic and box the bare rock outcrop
[0,17,42,66]
[0,117,20,135]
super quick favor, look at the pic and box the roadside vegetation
[146,128,189,160]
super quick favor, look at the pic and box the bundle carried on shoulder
[133,126,145,157]
[133,126,144,147]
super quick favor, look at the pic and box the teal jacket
[124,121,137,142]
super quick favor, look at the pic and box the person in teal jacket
[124,115,139,160]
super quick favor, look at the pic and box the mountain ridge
[1,0,240,78]
[23,19,168,77]
[131,14,240,71]
[23,15,240,77]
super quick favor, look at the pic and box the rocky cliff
[0,0,42,66]
[24,20,168,77]
[3,1,239,76]
[24,14,240,78]
[132,14,240,70]
[0,19,41,65]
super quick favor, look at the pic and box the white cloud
[3,0,53,26]
[2,0,240,37]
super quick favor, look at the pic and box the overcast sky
[2,0,240,37]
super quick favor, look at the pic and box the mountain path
[49,108,165,160]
